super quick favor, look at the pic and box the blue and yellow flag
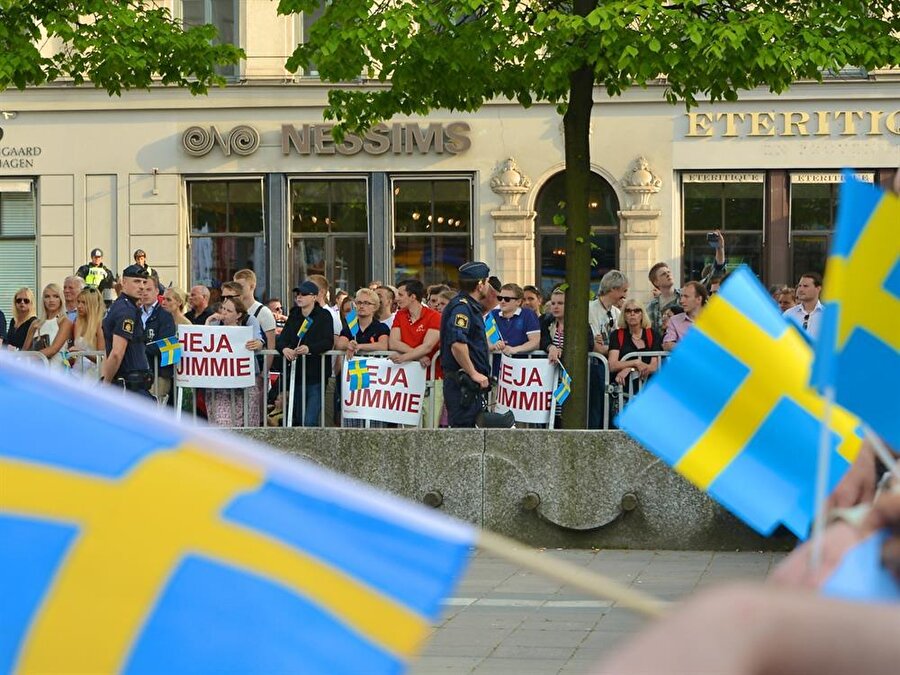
[348,358,370,391]
[484,312,502,347]
[811,174,900,448]
[617,267,862,538]
[0,355,473,674]
[346,308,360,338]
[296,316,312,341]
[553,365,571,406]
[152,336,183,367]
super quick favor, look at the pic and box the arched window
[534,171,620,295]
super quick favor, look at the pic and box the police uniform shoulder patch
[454,313,469,329]
[460,298,468,304]
[122,318,134,334]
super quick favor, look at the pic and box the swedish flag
[812,174,900,448]
[617,268,862,538]
[484,312,501,347]
[553,365,571,406]
[297,317,312,340]
[0,355,473,673]
[152,336,182,367]
[346,308,360,338]
[348,358,370,391]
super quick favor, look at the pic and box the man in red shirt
[389,278,443,427]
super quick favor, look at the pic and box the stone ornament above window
[621,156,662,211]
[490,157,532,211]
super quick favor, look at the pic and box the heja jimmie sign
[494,356,558,424]
[176,325,256,389]
[341,359,427,426]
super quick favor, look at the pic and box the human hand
[862,489,900,581]
[473,372,489,389]
[548,346,561,364]
[246,339,263,351]
[418,355,432,368]
[282,347,297,362]
[828,443,877,510]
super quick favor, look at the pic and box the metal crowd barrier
[610,350,671,417]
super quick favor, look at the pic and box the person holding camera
[100,265,152,395]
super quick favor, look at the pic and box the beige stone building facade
[0,1,897,308]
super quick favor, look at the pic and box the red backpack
[616,328,654,350]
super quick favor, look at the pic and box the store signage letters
[0,128,43,169]
[686,110,900,138]
[182,122,471,157]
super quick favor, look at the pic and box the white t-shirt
[248,301,276,334]
[380,312,396,330]
[325,305,342,334]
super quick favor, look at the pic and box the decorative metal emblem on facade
[182,125,260,157]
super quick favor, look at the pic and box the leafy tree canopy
[0,0,242,94]
[280,0,900,132]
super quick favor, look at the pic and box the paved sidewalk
[411,548,786,674]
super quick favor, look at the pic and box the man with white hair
[63,276,84,322]
[185,285,212,325]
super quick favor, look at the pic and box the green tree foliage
[0,0,242,94]
[279,0,899,427]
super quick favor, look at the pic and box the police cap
[459,261,490,280]
[90,248,103,258]
[122,264,150,279]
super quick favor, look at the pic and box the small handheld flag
[346,308,360,338]
[811,174,900,448]
[0,354,474,674]
[485,312,502,347]
[296,317,312,341]
[553,365,571,406]
[348,358,370,391]
[153,336,183,367]
[617,267,862,539]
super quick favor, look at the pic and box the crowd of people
[0,231,827,429]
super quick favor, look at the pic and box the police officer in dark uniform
[440,261,492,427]
[100,264,152,395]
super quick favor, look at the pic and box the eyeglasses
[272,306,283,312]
[222,294,237,299]
[497,296,520,302]
[15,298,30,304]
[624,308,642,314]
[802,314,810,331]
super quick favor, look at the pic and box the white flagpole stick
[863,426,898,477]
[810,385,836,571]
[477,529,667,619]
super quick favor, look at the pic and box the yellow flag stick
[477,529,668,619]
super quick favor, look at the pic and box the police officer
[100,264,151,394]
[440,261,492,427]
[76,247,117,292]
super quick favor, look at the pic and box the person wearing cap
[100,264,151,394]
[277,280,335,426]
[482,276,502,316]
[440,261,492,427]
[76,248,117,292]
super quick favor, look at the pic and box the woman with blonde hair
[68,287,106,378]
[7,288,38,350]
[162,286,191,326]
[608,299,661,386]
[24,283,73,368]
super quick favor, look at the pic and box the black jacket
[277,303,334,385]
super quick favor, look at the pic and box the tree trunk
[560,59,594,429]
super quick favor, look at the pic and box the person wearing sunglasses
[7,288,37,350]
[23,283,74,369]
[608,300,661,388]
[783,271,824,339]
[489,283,540,360]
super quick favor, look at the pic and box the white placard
[494,356,557,424]
[341,358,427,426]
[176,325,256,389]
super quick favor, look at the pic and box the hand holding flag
[296,317,312,341]
[346,308,360,339]
[553,365,571,406]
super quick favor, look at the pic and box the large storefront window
[180,0,239,77]
[0,180,36,308]
[392,177,472,285]
[188,178,266,299]
[290,178,369,296]
[682,173,764,281]
[789,172,874,278]
[534,171,619,296]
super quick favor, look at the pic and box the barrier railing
[610,350,671,418]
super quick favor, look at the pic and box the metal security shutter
[0,188,37,314]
